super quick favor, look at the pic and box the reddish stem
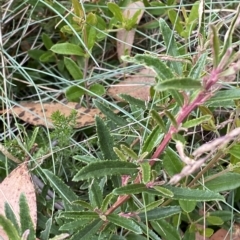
[105,68,221,215]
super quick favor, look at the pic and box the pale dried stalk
[0,143,21,163]
[169,128,240,184]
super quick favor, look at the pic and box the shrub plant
[1,0,240,239]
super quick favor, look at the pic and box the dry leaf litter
[0,102,103,128]
[107,68,156,101]
[0,162,37,239]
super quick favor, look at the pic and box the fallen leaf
[0,102,104,128]
[107,68,156,101]
[210,225,240,240]
[210,229,230,240]
[0,163,37,239]
[117,1,144,60]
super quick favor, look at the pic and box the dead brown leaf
[117,1,144,60]
[107,68,156,101]
[0,102,103,128]
[210,229,230,240]
[210,225,240,240]
[0,163,37,239]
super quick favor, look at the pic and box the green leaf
[72,200,93,210]
[204,172,240,192]
[107,214,142,234]
[188,53,207,79]
[164,186,225,201]
[209,211,232,222]
[141,162,151,184]
[163,147,183,177]
[141,126,164,154]
[122,54,174,80]
[168,9,183,35]
[126,9,142,30]
[96,15,107,40]
[89,84,106,97]
[147,2,165,16]
[182,115,212,128]
[70,219,103,240]
[206,216,224,225]
[95,116,117,160]
[39,218,51,240]
[206,89,240,103]
[138,222,161,240]
[141,20,160,30]
[138,199,164,212]
[28,49,45,60]
[150,110,167,133]
[27,127,39,151]
[60,219,91,231]
[89,180,103,209]
[41,33,53,50]
[57,59,65,72]
[181,1,199,38]
[0,214,21,240]
[101,193,114,212]
[210,25,220,67]
[170,90,184,106]
[153,186,174,197]
[73,160,138,181]
[86,12,97,26]
[65,86,85,102]
[155,77,202,91]
[229,144,240,160]
[86,26,97,50]
[50,43,85,56]
[39,51,55,62]
[42,169,79,203]
[207,101,234,108]
[121,145,138,160]
[60,24,82,34]
[182,228,195,240]
[73,155,99,164]
[164,110,178,128]
[72,0,84,18]
[64,57,83,80]
[138,206,181,221]
[19,194,35,240]
[94,101,128,127]
[113,147,128,161]
[159,18,182,75]
[193,227,213,238]
[108,3,124,22]
[119,94,147,109]
[125,233,147,240]
[220,4,240,59]
[4,203,20,234]
[179,200,196,213]
[151,219,181,240]
[60,211,98,219]
[186,1,200,26]
[113,184,147,195]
